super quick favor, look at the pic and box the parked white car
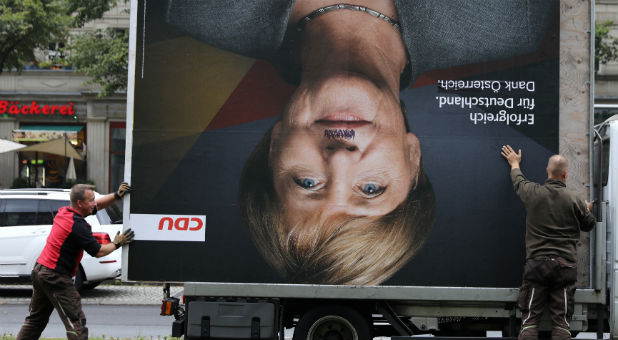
[0,188,123,290]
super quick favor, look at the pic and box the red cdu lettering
[190,218,203,231]
[174,218,189,230]
[158,217,173,230]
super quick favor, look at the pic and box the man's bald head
[546,155,569,180]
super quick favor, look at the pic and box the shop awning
[0,139,26,154]
[19,137,83,160]
[13,125,84,142]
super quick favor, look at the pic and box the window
[109,122,126,192]
[1,199,40,226]
[96,205,122,225]
[0,199,68,226]
[49,200,70,214]
[0,197,121,227]
[39,42,70,69]
[46,42,66,62]
[594,104,618,125]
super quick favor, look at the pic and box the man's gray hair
[547,154,569,177]
[70,184,96,205]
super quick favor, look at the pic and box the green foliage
[37,59,72,69]
[68,28,128,97]
[595,20,618,74]
[0,0,117,73]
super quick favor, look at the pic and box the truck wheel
[293,305,371,340]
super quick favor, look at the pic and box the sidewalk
[0,283,183,305]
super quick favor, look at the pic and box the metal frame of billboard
[121,0,138,280]
[181,282,603,304]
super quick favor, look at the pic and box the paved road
[0,283,182,305]
[0,283,182,338]
[2,304,176,338]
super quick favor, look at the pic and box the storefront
[0,2,129,191]
[12,124,87,188]
[0,85,126,191]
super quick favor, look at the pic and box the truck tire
[292,305,372,340]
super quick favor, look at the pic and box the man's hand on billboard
[113,228,135,248]
[97,228,135,257]
[115,182,133,200]
[501,145,521,170]
[96,182,131,210]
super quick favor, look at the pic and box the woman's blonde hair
[239,129,435,285]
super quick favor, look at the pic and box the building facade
[596,0,618,122]
[0,4,129,192]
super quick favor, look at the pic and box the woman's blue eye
[361,183,385,196]
[295,178,316,189]
[363,183,378,194]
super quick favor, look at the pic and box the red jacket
[37,206,101,276]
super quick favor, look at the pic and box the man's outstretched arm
[95,182,132,211]
[501,145,536,202]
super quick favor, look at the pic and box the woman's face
[270,75,420,229]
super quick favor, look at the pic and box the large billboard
[127,0,559,287]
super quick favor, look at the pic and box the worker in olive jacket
[501,145,596,340]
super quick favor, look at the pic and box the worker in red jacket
[16,183,135,340]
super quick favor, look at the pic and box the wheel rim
[306,315,358,340]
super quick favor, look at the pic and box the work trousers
[517,256,577,340]
[16,263,88,340]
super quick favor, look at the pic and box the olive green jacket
[510,168,596,262]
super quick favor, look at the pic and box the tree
[595,20,618,75]
[68,28,128,97]
[0,0,117,74]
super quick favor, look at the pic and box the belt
[534,256,560,261]
[530,256,576,267]
[33,262,55,272]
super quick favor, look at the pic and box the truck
[122,0,618,338]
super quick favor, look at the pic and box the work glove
[113,228,135,248]
[114,182,132,200]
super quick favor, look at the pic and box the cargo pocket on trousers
[523,259,544,282]
[557,257,577,284]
